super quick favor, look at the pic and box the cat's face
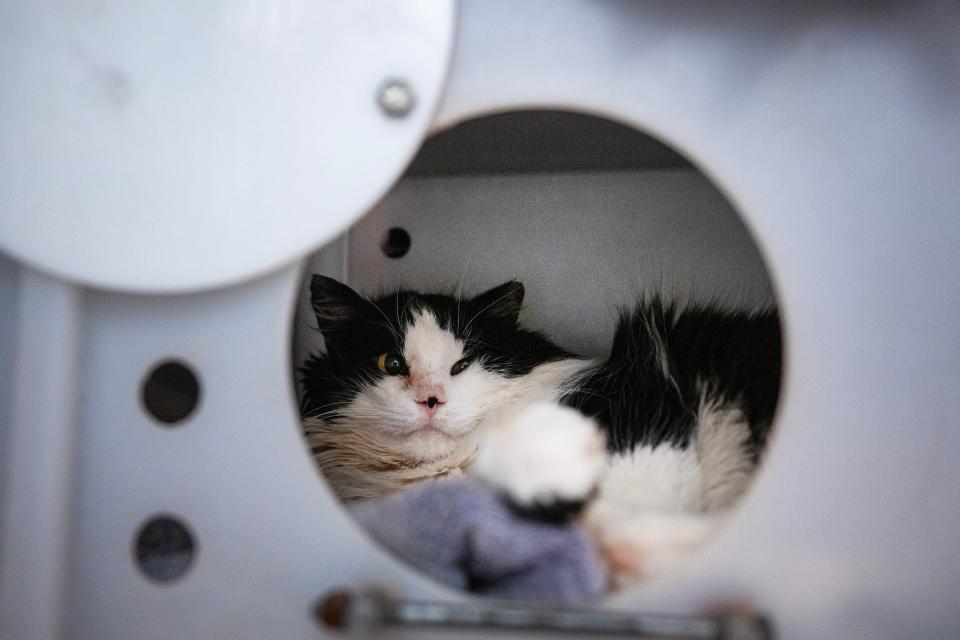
[300,276,569,462]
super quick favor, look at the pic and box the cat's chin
[395,416,464,440]
[394,427,469,462]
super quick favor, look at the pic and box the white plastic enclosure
[2,2,960,640]
[0,1,454,292]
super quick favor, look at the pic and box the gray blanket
[351,479,608,603]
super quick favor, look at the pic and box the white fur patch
[584,507,720,584]
[586,442,718,584]
[473,402,606,505]
[402,310,464,381]
[694,399,755,511]
[596,444,704,514]
[586,392,758,584]
[590,399,754,517]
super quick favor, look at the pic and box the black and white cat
[299,275,780,581]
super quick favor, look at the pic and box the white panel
[298,168,773,363]
[64,266,468,639]
[0,253,19,472]
[433,1,960,638]
[0,270,80,640]
[0,1,453,293]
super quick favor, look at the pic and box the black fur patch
[502,492,593,525]
[562,299,781,456]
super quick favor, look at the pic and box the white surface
[0,1,958,639]
[62,266,460,639]
[0,0,454,293]
[432,1,960,638]
[0,270,81,640]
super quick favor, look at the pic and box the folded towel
[351,478,608,604]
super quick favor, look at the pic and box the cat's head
[300,275,570,462]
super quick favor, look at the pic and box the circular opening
[142,360,201,425]
[133,515,196,583]
[381,227,412,259]
[293,110,782,603]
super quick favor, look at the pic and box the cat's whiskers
[454,265,471,333]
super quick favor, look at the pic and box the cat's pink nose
[415,386,446,412]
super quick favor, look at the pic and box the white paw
[472,402,606,508]
[585,505,720,586]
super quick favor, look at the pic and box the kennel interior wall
[294,112,776,366]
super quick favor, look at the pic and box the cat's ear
[470,280,525,324]
[310,275,370,332]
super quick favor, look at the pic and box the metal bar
[315,589,773,639]
[0,268,83,640]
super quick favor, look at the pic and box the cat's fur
[299,275,780,580]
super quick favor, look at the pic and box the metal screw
[377,78,415,118]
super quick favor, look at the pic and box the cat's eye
[450,358,471,376]
[376,353,407,376]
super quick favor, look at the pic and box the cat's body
[299,276,780,580]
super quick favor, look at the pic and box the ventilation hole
[142,360,200,425]
[381,227,411,258]
[134,515,196,583]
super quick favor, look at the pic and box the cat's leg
[471,401,607,522]
[584,504,723,585]
[582,431,732,585]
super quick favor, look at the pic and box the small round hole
[142,360,200,425]
[381,227,411,258]
[134,515,196,583]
